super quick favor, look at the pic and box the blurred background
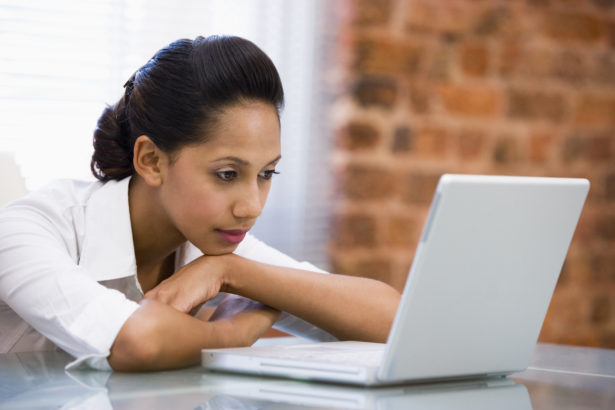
[1,0,614,348]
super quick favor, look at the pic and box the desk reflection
[193,374,530,410]
[0,351,531,410]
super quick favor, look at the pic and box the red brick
[600,331,615,349]
[383,214,419,247]
[588,133,614,161]
[353,257,394,283]
[560,253,594,284]
[405,0,436,32]
[573,212,598,243]
[551,51,588,85]
[402,172,441,205]
[526,0,551,8]
[428,42,455,81]
[562,132,615,162]
[575,95,615,125]
[473,5,522,38]
[338,121,381,151]
[408,82,432,114]
[562,134,587,163]
[592,0,615,11]
[355,37,424,75]
[413,126,450,158]
[391,261,412,291]
[592,253,615,283]
[549,331,601,348]
[597,214,615,242]
[341,164,398,200]
[353,76,397,109]
[529,132,555,163]
[590,294,611,324]
[458,129,486,160]
[460,42,489,77]
[606,172,615,200]
[558,257,572,286]
[332,213,377,247]
[507,89,568,122]
[544,290,590,329]
[493,135,522,165]
[353,0,392,26]
[498,41,522,77]
[439,84,500,117]
[606,21,615,48]
[592,53,615,86]
[391,127,413,153]
[499,45,562,81]
[499,46,588,85]
[330,255,393,283]
[542,11,605,43]
[406,0,474,36]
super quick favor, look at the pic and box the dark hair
[91,35,284,181]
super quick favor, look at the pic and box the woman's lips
[215,229,248,244]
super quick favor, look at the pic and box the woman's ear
[132,135,168,187]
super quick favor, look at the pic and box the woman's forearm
[222,254,401,343]
[123,251,402,372]
[108,298,278,371]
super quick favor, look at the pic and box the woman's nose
[232,184,263,219]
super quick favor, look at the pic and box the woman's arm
[146,253,401,344]
[108,295,279,371]
[223,254,400,343]
[131,252,401,371]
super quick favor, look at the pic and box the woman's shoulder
[0,178,105,230]
[6,179,103,209]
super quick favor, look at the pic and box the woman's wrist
[218,253,243,295]
[207,294,280,347]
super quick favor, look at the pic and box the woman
[0,35,400,371]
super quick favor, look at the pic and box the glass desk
[1,341,613,409]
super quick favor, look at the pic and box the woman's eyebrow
[267,155,282,165]
[213,156,250,166]
[213,155,282,166]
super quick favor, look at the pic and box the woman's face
[158,101,281,255]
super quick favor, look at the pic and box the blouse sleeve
[0,204,139,370]
[234,234,338,342]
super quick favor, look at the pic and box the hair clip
[123,72,137,90]
[123,73,137,103]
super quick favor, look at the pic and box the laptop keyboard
[259,347,384,367]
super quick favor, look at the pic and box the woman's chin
[196,242,239,256]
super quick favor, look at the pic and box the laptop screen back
[378,175,589,382]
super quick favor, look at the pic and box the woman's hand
[143,254,230,313]
[209,294,281,345]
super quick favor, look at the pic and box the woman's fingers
[143,255,226,313]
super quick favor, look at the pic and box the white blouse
[0,177,334,370]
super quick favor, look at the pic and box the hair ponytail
[90,93,134,181]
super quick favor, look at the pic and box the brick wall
[328,0,615,348]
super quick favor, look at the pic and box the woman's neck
[128,176,185,271]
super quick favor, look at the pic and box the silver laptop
[202,174,589,386]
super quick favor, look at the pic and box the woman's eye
[216,170,237,182]
[259,170,280,180]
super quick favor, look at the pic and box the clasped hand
[143,254,281,345]
[143,254,229,314]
